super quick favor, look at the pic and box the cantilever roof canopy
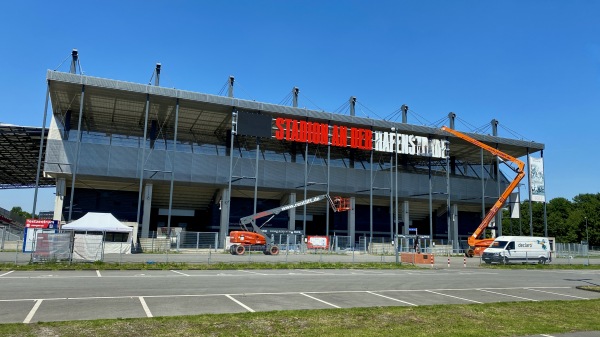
[46,70,544,164]
[0,123,54,189]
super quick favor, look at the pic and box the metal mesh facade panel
[109,147,140,178]
[78,143,109,175]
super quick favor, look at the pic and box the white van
[482,236,552,264]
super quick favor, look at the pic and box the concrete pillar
[141,183,153,238]
[219,188,231,248]
[288,193,296,231]
[452,204,459,251]
[53,178,66,223]
[348,197,356,246]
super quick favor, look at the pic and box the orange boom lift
[229,194,350,255]
[441,126,525,257]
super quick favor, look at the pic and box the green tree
[10,206,32,219]
[547,197,577,243]
[571,193,600,246]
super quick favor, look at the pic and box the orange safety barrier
[400,253,432,265]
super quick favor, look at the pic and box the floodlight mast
[441,126,525,257]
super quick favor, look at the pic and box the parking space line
[300,293,341,308]
[96,270,101,277]
[23,299,42,324]
[0,270,14,277]
[139,297,153,317]
[171,270,190,276]
[238,270,268,276]
[300,270,327,274]
[425,290,483,304]
[367,291,418,306]
[225,295,255,312]
[478,289,537,301]
[526,288,589,300]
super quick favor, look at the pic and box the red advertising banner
[25,219,57,229]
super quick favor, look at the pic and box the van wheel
[538,257,547,265]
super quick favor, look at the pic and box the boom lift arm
[441,126,525,257]
[229,194,350,255]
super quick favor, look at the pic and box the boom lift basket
[332,196,351,212]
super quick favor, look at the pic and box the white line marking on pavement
[96,270,101,277]
[525,288,589,300]
[238,270,268,276]
[301,293,341,308]
[23,299,43,324]
[425,290,483,304]
[0,297,67,302]
[139,297,153,317]
[300,270,327,274]
[478,289,537,301]
[540,334,555,337]
[367,291,418,306]
[356,270,384,274]
[171,270,190,276]
[225,295,255,312]
[0,271,14,277]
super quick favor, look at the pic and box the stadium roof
[46,70,544,164]
[0,123,54,189]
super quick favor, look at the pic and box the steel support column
[136,93,151,236]
[369,148,373,240]
[222,110,237,247]
[527,148,533,236]
[33,82,50,217]
[166,98,180,240]
[68,84,85,222]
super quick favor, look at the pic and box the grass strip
[2,260,600,271]
[1,299,599,337]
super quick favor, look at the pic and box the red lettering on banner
[290,120,298,141]
[312,123,321,144]
[285,119,293,140]
[273,116,371,151]
[350,128,358,149]
[331,126,339,146]
[298,121,307,142]
[275,118,285,140]
[365,130,372,149]
[332,126,347,147]
[320,124,329,145]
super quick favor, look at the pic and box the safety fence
[1,228,599,266]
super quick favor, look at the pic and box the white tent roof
[62,212,133,232]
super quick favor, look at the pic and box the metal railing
[1,230,599,266]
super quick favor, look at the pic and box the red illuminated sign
[274,117,372,150]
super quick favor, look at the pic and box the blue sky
[1,1,599,213]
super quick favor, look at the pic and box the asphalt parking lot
[1,268,599,324]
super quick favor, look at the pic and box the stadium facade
[37,59,545,250]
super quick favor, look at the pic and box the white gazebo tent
[62,212,133,260]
